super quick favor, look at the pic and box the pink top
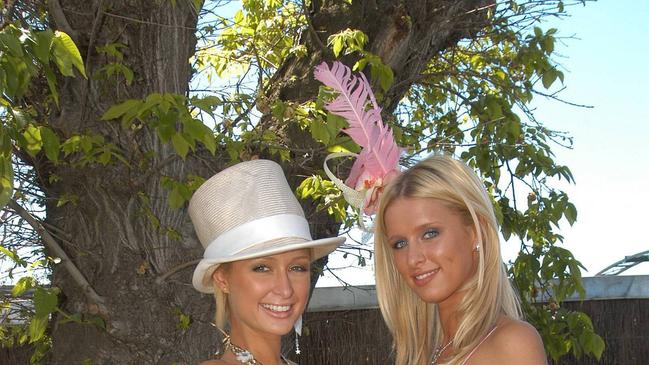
[460,325,499,365]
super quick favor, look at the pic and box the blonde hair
[374,154,521,365]
[212,264,230,331]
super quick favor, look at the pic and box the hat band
[203,214,312,259]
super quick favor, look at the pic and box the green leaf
[0,32,23,56]
[101,99,143,120]
[10,107,31,128]
[296,176,315,199]
[52,31,86,77]
[0,127,11,155]
[326,113,346,139]
[192,0,204,12]
[34,287,58,317]
[332,37,343,58]
[167,187,185,209]
[0,244,24,265]
[22,124,43,157]
[98,149,111,165]
[141,92,163,112]
[0,156,13,209]
[32,29,54,64]
[12,277,35,297]
[585,333,605,359]
[184,119,216,154]
[28,316,48,343]
[310,118,329,144]
[191,95,220,116]
[44,67,60,106]
[542,69,557,89]
[542,36,555,54]
[87,314,107,330]
[377,64,394,92]
[564,203,577,225]
[171,134,190,158]
[40,127,60,162]
[174,307,192,330]
[183,118,207,141]
[156,110,178,142]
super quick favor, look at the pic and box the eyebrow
[387,222,442,241]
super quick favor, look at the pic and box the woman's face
[213,249,311,337]
[384,197,477,308]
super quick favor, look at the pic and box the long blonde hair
[374,155,521,365]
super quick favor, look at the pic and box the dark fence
[285,298,648,365]
[549,299,648,365]
[284,275,649,365]
[3,276,648,364]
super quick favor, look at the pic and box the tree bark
[43,1,220,364]
[33,0,489,363]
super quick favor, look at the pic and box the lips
[260,303,294,318]
[412,268,440,286]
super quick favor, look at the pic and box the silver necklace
[221,336,289,365]
[431,339,453,365]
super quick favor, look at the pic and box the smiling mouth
[414,268,440,282]
[261,304,292,313]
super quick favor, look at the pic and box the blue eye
[253,265,270,272]
[392,239,407,250]
[423,229,439,239]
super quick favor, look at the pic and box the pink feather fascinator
[314,61,403,215]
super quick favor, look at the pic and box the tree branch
[155,258,201,284]
[8,199,107,314]
[48,0,79,40]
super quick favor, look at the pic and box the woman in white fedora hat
[189,159,344,365]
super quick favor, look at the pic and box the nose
[273,269,294,298]
[407,242,425,267]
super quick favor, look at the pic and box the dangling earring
[474,244,480,252]
[294,315,303,355]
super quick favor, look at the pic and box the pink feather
[314,61,401,189]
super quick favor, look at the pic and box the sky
[318,0,649,286]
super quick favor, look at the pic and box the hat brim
[192,236,345,293]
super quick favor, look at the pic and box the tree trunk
[35,1,488,363]
[43,1,219,364]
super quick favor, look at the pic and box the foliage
[0,24,84,207]
[0,11,88,360]
[0,0,604,363]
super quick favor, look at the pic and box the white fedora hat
[189,159,345,293]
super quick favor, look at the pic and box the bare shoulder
[466,316,547,365]
[490,317,547,364]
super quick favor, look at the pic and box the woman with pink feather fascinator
[316,62,546,365]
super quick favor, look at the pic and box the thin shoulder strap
[461,325,499,365]
[282,356,298,365]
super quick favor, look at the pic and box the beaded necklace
[431,340,453,365]
[221,336,290,365]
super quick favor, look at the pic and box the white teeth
[415,269,439,280]
[262,304,291,312]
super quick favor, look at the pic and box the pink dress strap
[460,325,499,365]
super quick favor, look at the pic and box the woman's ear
[212,266,230,293]
[472,215,489,251]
